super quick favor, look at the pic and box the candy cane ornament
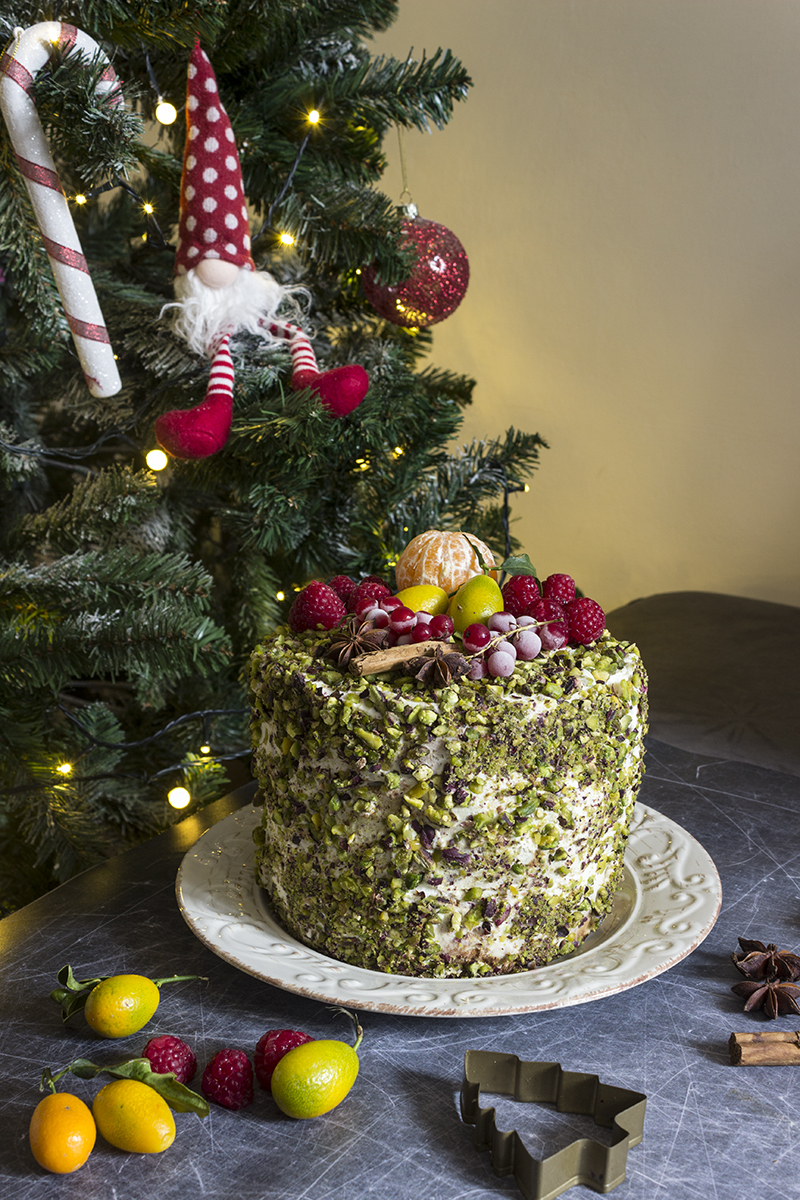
[0,22,122,397]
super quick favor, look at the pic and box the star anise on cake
[406,644,470,688]
[730,936,800,1019]
[317,616,387,669]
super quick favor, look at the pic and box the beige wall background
[370,0,800,612]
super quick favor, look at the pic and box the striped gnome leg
[155,335,235,459]
[268,321,369,417]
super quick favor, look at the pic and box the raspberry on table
[566,597,606,644]
[542,574,576,605]
[501,573,541,616]
[254,1029,314,1090]
[201,1049,254,1110]
[288,581,347,633]
[142,1035,197,1084]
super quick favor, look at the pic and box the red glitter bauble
[361,213,469,328]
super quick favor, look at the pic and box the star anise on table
[406,644,470,688]
[731,938,800,982]
[730,936,800,1019]
[730,978,800,1019]
[317,616,387,669]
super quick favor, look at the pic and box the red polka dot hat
[174,40,253,277]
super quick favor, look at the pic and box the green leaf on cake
[498,554,538,578]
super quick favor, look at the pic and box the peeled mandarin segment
[92,1079,175,1153]
[395,530,496,594]
[29,1093,96,1174]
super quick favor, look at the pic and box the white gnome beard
[168,267,288,357]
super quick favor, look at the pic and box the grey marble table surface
[2,736,799,1200]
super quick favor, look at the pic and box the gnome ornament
[156,41,369,460]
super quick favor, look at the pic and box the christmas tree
[0,0,546,915]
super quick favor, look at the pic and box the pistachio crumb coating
[248,630,648,979]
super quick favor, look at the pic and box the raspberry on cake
[543,573,577,605]
[288,581,346,633]
[327,575,358,608]
[501,573,541,616]
[248,559,647,979]
[350,579,391,613]
[566,597,606,645]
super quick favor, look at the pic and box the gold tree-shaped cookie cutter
[460,1050,646,1200]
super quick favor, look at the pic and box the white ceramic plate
[176,802,721,1018]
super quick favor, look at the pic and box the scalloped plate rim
[175,801,721,1018]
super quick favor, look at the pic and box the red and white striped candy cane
[0,22,122,397]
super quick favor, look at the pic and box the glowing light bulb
[393,446,404,458]
[308,109,320,124]
[524,483,530,493]
[74,194,87,206]
[142,201,154,215]
[199,744,211,755]
[276,591,285,602]
[57,762,72,775]
[146,449,168,471]
[156,99,177,125]
[168,786,191,809]
[279,232,295,246]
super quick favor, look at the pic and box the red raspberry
[526,596,565,623]
[543,574,576,605]
[501,574,541,616]
[528,597,569,650]
[361,574,389,589]
[565,597,606,645]
[288,581,346,633]
[201,1049,254,1110]
[327,575,358,607]
[254,1029,314,1090]
[349,579,390,613]
[142,1035,197,1083]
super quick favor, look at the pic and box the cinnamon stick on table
[729,1031,800,1065]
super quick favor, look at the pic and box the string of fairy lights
[6,57,530,815]
[3,63,326,811]
[52,702,251,810]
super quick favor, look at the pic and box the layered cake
[249,571,647,978]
